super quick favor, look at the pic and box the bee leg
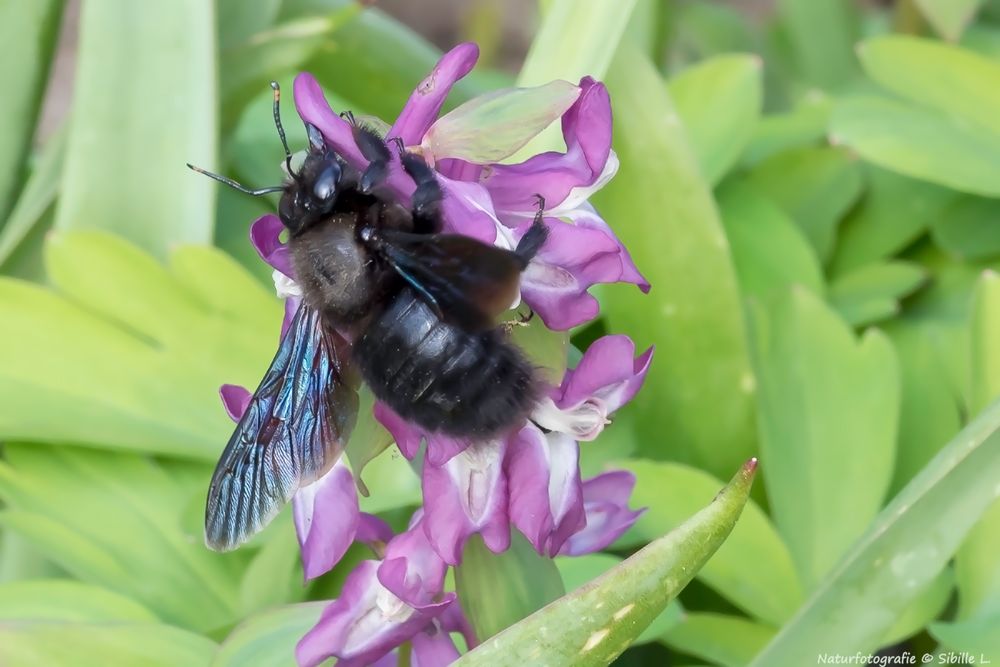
[349,120,392,195]
[500,307,535,333]
[513,195,548,265]
[400,152,443,234]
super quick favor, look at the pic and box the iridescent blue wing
[205,303,359,552]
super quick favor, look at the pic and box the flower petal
[421,441,510,564]
[559,335,655,413]
[411,621,461,667]
[437,175,503,245]
[357,513,395,547]
[377,517,448,607]
[250,214,293,277]
[559,471,646,557]
[481,77,613,216]
[564,202,649,291]
[422,81,580,164]
[505,425,584,556]
[219,384,252,422]
[292,460,360,581]
[293,72,367,169]
[516,217,624,330]
[374,402,472,465]
[296,560,455,667]
[388,43,480,146]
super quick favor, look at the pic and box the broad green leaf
[932,196,1000,261]
[617,459,802,627]
[55,0,217,256]
[955,272,1000,621]
[829,261,927,328]
[882,568,954,645]
[0,444,245,632]
[916,0,983,41]
[0,580,157,623]
[596,45,756,477]
[775,0,860,90]
[745,146,863,262]
[859,36,1000,137]
[0,231,280,457]
[884,321,963,496]
[555,554,684,645]
[0,123,66,268]
[238,526,304,614]
[669,54,763,185]
[741,92,831,165]
[455,460,757,667]
[750,398,1000,664]
[831,167,956,276]
[717,180,824,302]
[0,0,64,220]
[748,288,898,591]
[930,614,1000,663]
[217,0,282,50]
[213,603,326,667]
[660,613,774,667]
[423,81,581,163]
[455,532,565,642]
[830,95,1000,197]
[0,622,217,667]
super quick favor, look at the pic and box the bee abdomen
[355,289,538,439]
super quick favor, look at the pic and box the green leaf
[830,95,1000,197]
[883,321,963,496]
[454,460,757,667]
[217,0,282,50]
[213,603,326,667]
[859,36,1000,137]
[748,288,899,591]
[596,45,756,477]
[671,1,757,62]
[916,0,983,41]
[0,0,64,220]
[955,272,1000,622]
[717,180,824,302]
[455,532,565,642]
[617,459,802,626]
[669,54,763,185]
[0,622,217,667]
[745,146,863,262]
[555,553,684,645]
[238,525,304,614]
[55,0,217,256]
[741,93,831,166]
[0,444,245,632]
[831,166,956,276]
[749,398,1000,663]
[829,261,928,327]
[0,123,66,269]
[0,580,158,623]
[660,613,774,667]
[882,568,954,645]
[0,231,281,457]
[774,0,860,90]
[930,614,1000,663]
[931,196,1000,261]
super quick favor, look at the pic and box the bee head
[278,124,344,235]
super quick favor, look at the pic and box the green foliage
[5,0,1000,663]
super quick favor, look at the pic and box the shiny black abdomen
[354,288,539,439]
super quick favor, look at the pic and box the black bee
[189,83,546,552]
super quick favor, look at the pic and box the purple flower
[297,513,462,667]
[559,471,647,556]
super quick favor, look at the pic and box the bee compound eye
[312,161,342,202]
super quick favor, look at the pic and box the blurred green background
[3,0,1000,664]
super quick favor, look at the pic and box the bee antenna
[186,163,284,197]
[270,81,295,176]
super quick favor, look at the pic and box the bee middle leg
[347,118,392,195]
[399,151,443,234]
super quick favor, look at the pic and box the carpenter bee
[188,83,547,552]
